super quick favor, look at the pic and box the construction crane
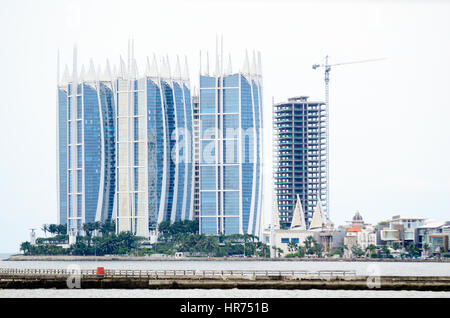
[312,55,386,219]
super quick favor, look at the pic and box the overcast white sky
[1,0,449,252]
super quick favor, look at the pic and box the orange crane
[312,55,386,218]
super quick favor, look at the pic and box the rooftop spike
[72,44,78,87]
[182,55,190,82]
[105,59,113,81]
[85,59,96,82]
[79,64,86,82]
[257,51,262,77]
[241,49,250,74]
[166,54,172,78]
[226,53,232,74]
[174,55,182,80]
[57,49,60,84]
[96,64,102,81]
[119,56,127,79]
[251,50,257,75]
[206,51,210,76]
[215,34,220,76]
[132,58,139,79]
[150,53,159,77]
[60,64,71,86]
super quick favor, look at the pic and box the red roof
[347,226,362,232]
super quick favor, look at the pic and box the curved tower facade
[57,49,116,233]
[115,54,193,237]
[198,49,263,236]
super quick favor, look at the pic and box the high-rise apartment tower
[273,96,328,228]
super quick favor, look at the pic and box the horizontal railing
[0,268,356,278]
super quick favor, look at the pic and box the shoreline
[4,255,450,262]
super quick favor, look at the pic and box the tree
[381,245,391,258]
[41,224,49,237]
[351,244,365,258]
[20,242,32,255]
[406,242,420,258]
[287,241,299,253]
[365,244,378,258]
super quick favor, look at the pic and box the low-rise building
[416,221,450,254]
[378,215,428,248]
[341,211,376,258]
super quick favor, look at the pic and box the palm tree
[287,241,299,253]
[422,242,431,258]
[20,242,32,255]
[365,244,378,258]
[41,224,49,237]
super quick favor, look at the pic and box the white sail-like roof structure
[309,200,326,230]
[290,194,306,230]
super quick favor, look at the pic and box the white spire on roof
[79,64,85,82]
[241,49,250,74]
[131,58,139,79]
[60,64,71,86]
[96,64,102,81]
[309,200,326,230]
[174,55,182,80]
[226,53,232,74]
[84,59,96,82]
[151,54,159,77]
[290,195,306,230]
[72,44,78,87]
[251,50,257,75]
[160,56,169,78]
[182,55,190,82]
[119,56,127,79]
[206,51,210,76]
[215,34,220,77]
[57,49,60,84]
[257,51,262,77]
[104,59,112,80]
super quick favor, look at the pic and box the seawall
[1,269,450,291]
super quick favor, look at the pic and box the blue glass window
[201,115,216,139]
[223,166,239,190]
[223,74,239,87]
[201,217,217,235]
[223,114,239,138]
[200,76,216,88]
[223,89,239,113]
[201,166,216,190]
[224,217,239,234]
[223,139,238,164]
[201,140,215,164]
[201,192,216,216]
[224,192,239,216]
[281,238,289,244]
[200,90,216,114]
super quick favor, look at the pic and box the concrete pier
[1,269,450,291]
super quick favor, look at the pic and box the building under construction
[273,96,328,228]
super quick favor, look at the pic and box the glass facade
[57,78,116,234]
[199,70,263,236]
[115,72,193,237]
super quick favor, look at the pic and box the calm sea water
[1,253,449,298]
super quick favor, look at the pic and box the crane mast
[312,56,386,220]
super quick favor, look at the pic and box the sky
[0,0,449,253]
